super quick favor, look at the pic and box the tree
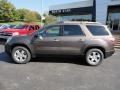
[34,11,41,20]
[24,11,38,22]
[15,9,41,22]
[43,14,57,25]
[0,0,41,22]
[12,9,20,21]
[0,0,15,22]
[16,9,29,21]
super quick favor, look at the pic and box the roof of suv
[57,21,102,25]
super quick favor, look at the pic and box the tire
[85,49,104,66]
[12,46,31,64]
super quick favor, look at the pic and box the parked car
[0,24,10,30]
[5,21,115,66]
[0,23,40,43]
[9,24,16,29]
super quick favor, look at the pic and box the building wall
[95,0,110,24]
[59,14,92,21]
[49,0,93,11]
[109,0,120,6]
[49,0,120,24]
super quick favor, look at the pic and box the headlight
[12,32,19,36]
[6,37,12,43]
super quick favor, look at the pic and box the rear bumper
[105,50,115,58]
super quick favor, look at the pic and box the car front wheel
[12,46,31,64]
[85,49,104,66]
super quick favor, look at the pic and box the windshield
[9,25,16,28]
[13,25,28,29]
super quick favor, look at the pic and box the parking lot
[0,45,120,90]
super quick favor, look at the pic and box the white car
[0,24,10,30]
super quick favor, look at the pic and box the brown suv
[5,21,115,66]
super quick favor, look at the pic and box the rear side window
[86,25,109,36]
[35,25,40,30]
[63,25,84,36]
[29,26,35,30]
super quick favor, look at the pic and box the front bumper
[0,36,10,44]
[105,50,115,58]
[5,43,11,55]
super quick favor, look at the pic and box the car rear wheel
[12,46,31,64]
[85,49,104,66]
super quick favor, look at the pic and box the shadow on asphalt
[0,52,87,66]
[31,56,87,66]
[0,52,13,63]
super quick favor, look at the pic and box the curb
[115,49,120,51]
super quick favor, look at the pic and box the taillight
[12,32,19,36]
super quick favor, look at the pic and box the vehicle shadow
[0,52,87,66]
[31,55,87,66]
[0,52,13,63]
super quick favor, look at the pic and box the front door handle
[53,39,59,42]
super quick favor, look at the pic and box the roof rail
[56,21,102,24]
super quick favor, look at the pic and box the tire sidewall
[86,49,104,66]
[12,46,31,64]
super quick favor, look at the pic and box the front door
[33,25,62,55]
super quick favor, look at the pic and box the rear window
[86,25,109,36]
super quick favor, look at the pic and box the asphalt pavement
[0,45,120,90]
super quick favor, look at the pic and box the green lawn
[0,21,43,25]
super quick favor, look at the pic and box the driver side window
[40,26,60,37]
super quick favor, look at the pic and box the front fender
[6,36,36,58]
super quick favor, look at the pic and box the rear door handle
[79,39,84,41]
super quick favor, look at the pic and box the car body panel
[32,36,62,55]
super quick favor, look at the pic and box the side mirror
[34,34,43,40]
[38,35,43,40]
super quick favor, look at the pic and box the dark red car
[1,23,40,36]
[0,23,40,43]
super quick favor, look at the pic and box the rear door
[60,25,86,55]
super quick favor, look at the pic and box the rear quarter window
[86,25,109,36]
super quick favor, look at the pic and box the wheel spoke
[21,50,25,54]
[16,50,21,55]
[97,55,100,58]
[22,54,27,59]
[92,52,96,56]
[88,55,93,59]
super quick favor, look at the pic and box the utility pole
[41,0,43,26]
